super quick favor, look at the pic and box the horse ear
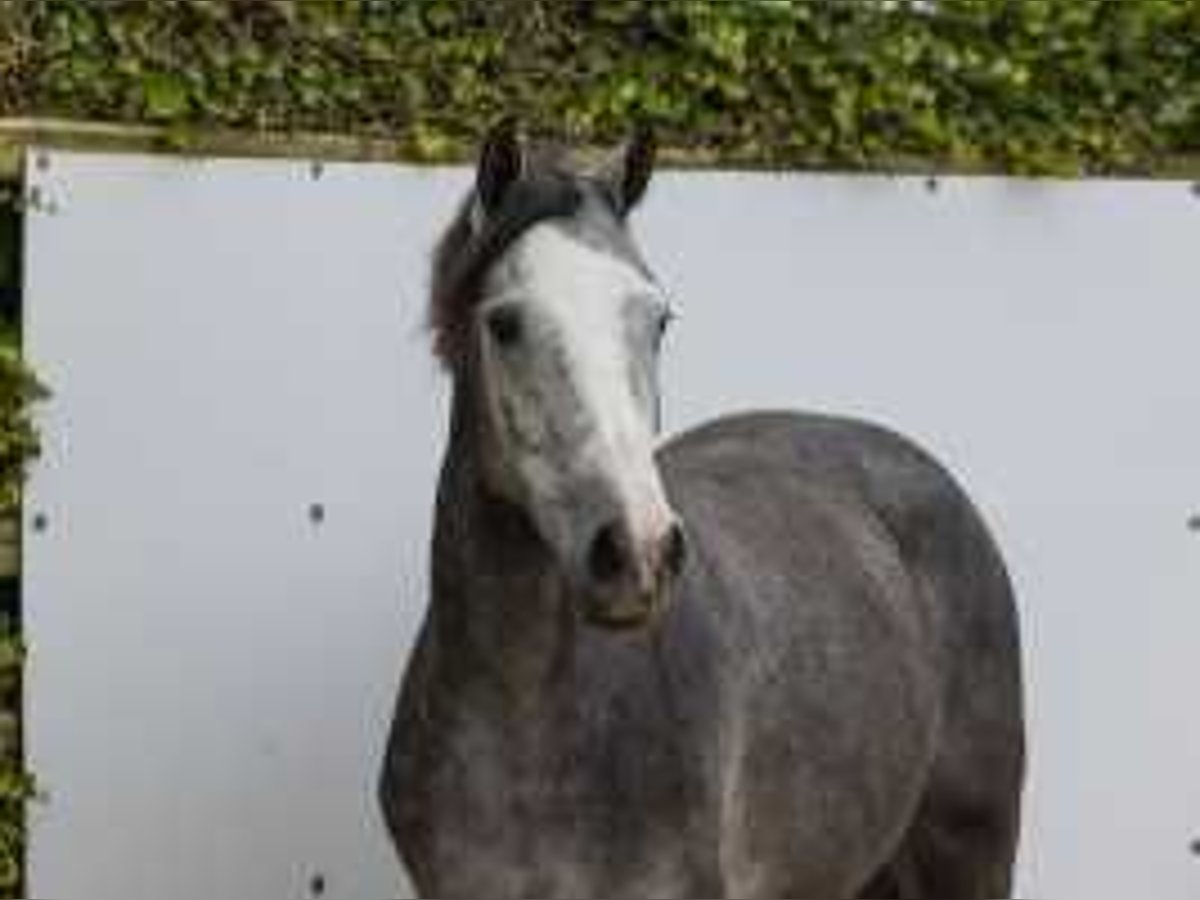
[602,121,657,217]
[476,117,524,216]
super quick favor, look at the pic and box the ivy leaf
[141,72,189,121]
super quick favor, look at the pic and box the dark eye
[654,307,675,345]
[486,306,524,348]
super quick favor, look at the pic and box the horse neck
[427,378,579,702]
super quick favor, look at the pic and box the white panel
[22,151,1200,899]
[643,173,1200,900]
[21,151,457,900]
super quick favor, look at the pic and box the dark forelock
[428,162,583,369]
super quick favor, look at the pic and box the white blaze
[482,223,676,574]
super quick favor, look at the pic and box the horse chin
[582,594,665,633]
[585,610,652,633]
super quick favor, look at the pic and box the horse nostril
[664,522,687,577]
[588,521,626,584]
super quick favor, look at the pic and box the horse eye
[655,307,675,344]
[486,306,524,348]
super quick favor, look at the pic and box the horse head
[428,120,686,630]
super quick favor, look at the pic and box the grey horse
[379,121,1025,898]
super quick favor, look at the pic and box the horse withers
[378,121,1025,898]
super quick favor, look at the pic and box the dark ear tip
[476,115,524,213]
[626,119,657,170]
[482,115,521,155]
[618,119,657,214]
[630,118,657,152]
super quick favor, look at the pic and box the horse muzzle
[581,516,687,630]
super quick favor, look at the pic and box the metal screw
[925,176,940,193]
[309,873,327,897]
[24,186,59,215]
[1188,514,1200,532]
[1191,182,1200,198]
[1190,837,1200,857]
[308,503,325,526]
[35,151,50,172]
[310,161,325,181]
[31,513,48,533]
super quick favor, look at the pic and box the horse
[378,120,1025,899]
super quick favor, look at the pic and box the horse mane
[428,145,592,369]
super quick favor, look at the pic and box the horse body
[379,124,1024,898]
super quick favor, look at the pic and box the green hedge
[0,186,34,896]
[0,180,35,897]
[2,0,1200,894]
[5,0,1200,173]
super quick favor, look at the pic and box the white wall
[22,150,1200,899]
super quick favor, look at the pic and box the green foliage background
[2,0,1200,893]
[6,0,1200,171]
[0,196,33,896]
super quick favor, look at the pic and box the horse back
[659,409,1020,676]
